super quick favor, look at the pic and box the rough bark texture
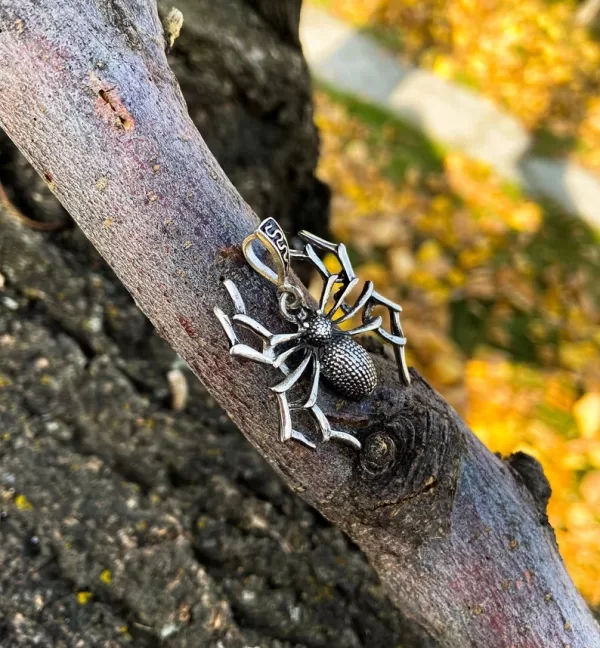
[0,1,598,647]
[0,0,329,238]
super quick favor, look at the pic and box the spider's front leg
[214,314,271,368]
[215,279,295,365]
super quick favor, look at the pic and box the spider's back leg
[275,391,316,449]
[335,281,374,324]
[271,352,312,394]
[345,315,383,337]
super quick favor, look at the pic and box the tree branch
[0,1,598,645]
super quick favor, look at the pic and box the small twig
[162,7,183,53]
[167,367,188,411]
[0,181,68,231]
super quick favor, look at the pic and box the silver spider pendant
[215,218,410,450]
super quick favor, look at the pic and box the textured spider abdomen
[320,335,377,400]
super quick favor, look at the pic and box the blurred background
[1,0,599,644]
[303,0,600,603]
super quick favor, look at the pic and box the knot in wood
[361,431,396,476]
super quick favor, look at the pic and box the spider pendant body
[302,313,377,400]
[215,218,410,449]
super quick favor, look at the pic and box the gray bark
[0,1,598,646]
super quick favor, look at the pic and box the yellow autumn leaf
[574,393,600,440]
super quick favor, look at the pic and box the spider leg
[335,243,356,281]
[395,344,410,385]
[231,314,304,367]
[306,404,361,449]
[215,280,249,346]
[290,243,330,279]
[270,331,305,348]
[363,294,411,385]
[271,352,312,393]
[297,232,357,281]
[275,391,316,449]
[230,344,274,365]
[232,314,304,348]
[273,343,305,369]
[214,306,238,347]
[216,284,276,365]
[218,280,303,366]
[345,315,383,337]
[302,357,321,409]
[334,281,374,324]
[330,429,362,449]
[276,391,292,441]
[373,320,407,346]
[319,274,339,312]
[388,311,410,385]
[297,230,338,253]
[216,280,257,352]
[222,279,246,315]
[307,403,331,442]
[217,279,323,449]
[327,277,359,318]
[232,313,274,340]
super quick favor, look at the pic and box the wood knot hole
[361,431,396,476]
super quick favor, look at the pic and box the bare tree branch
[0,1,598,645]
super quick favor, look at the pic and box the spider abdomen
[320,336,377,400]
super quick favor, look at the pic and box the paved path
[300,5,600,230]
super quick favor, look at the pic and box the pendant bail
[242,217,292,288]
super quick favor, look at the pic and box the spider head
[302,313,334,347]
